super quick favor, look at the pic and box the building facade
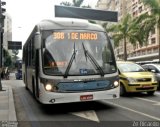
[2,13,12,65]
[96,0,159,62]
[3,13,12,51]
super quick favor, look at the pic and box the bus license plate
[80,95,93,101]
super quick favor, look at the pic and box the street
[3,73,160,127]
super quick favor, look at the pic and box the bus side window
[35,50,39,74]
[31,37,35,67]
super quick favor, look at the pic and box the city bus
[22,18,119,104]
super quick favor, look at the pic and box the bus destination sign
[53,32,98,40]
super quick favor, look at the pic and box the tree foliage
[3,49,12,67]
[142,0,160,61]
[106,14,142,60]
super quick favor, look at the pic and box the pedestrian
[1,67,5,80]
[4,67,9,80]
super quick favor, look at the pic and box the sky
[4,0,98,58]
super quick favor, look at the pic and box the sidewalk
[0,82,17,124]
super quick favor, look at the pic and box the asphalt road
[4,73,160,127]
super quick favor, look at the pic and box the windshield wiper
[82,43,104,77]
[64,43,76,78]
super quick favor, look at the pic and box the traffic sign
[8,41,22,50]
[55,5,118,22]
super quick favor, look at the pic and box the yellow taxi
[117,61,158,96]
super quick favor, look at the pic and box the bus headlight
[45,84,52,91]
[113,81,119,87]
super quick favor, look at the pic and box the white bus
[22,18,119,104]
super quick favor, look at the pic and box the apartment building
[96,0,159,62]
[3,13,12,51]
[2,13,12,65]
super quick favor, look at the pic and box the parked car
[15,69,22,80]
[142,64,160,89]
[117,61,158,96]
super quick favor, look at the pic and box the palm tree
[60,0,84,7]
[107,14,142,61]
[60,1,72,6]
[142,0,160,61]
[3,49,12,67]
[73,0,84,7]
[133,13,156,47]
[106,12,156,61]
[12,50,19,68]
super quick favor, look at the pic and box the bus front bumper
[38,87,120,104]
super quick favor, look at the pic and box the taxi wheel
[147,91,155,96]
[120,84,126,96]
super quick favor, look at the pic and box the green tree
[107,14,142,60]
[60,0,84,7]
[106,13,155,61]
[60,0,91,8]
[60,1,72,6]
[142,0,160,61]
[12,50,19,68]
[135,13,156,46]
[3,49,12,67]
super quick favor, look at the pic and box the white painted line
[71,110,100,122]
[135,97,160,106]
[135,97,158,103]
[102,101,160,121]
[155,91,160,95]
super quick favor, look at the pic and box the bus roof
[23,18,106,48]
[37,18,105,31]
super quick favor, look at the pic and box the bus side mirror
[34,32,41,49]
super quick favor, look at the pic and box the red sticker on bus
[80,95,93,101]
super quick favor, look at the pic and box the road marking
[135,97,160,106]
[102,101,160,121]
[155,91,160,95]
[71,110,99,122]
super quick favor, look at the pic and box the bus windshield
[42,30,116,76]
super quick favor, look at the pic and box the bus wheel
[120,84,126,96]
[147,91,155,96]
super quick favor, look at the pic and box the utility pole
[0,0,6,91]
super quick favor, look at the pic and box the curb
[8,86,17,121]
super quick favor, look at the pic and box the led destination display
[53,32,98,40]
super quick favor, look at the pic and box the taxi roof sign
[55,5,118,22]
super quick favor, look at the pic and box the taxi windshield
[117,63,145,72]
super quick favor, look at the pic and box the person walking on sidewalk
[4,67,10,80]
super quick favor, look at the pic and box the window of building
[139,6,142,13]
[138,0,142,4]
[151,28,155,35]
[151,38,156,44]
